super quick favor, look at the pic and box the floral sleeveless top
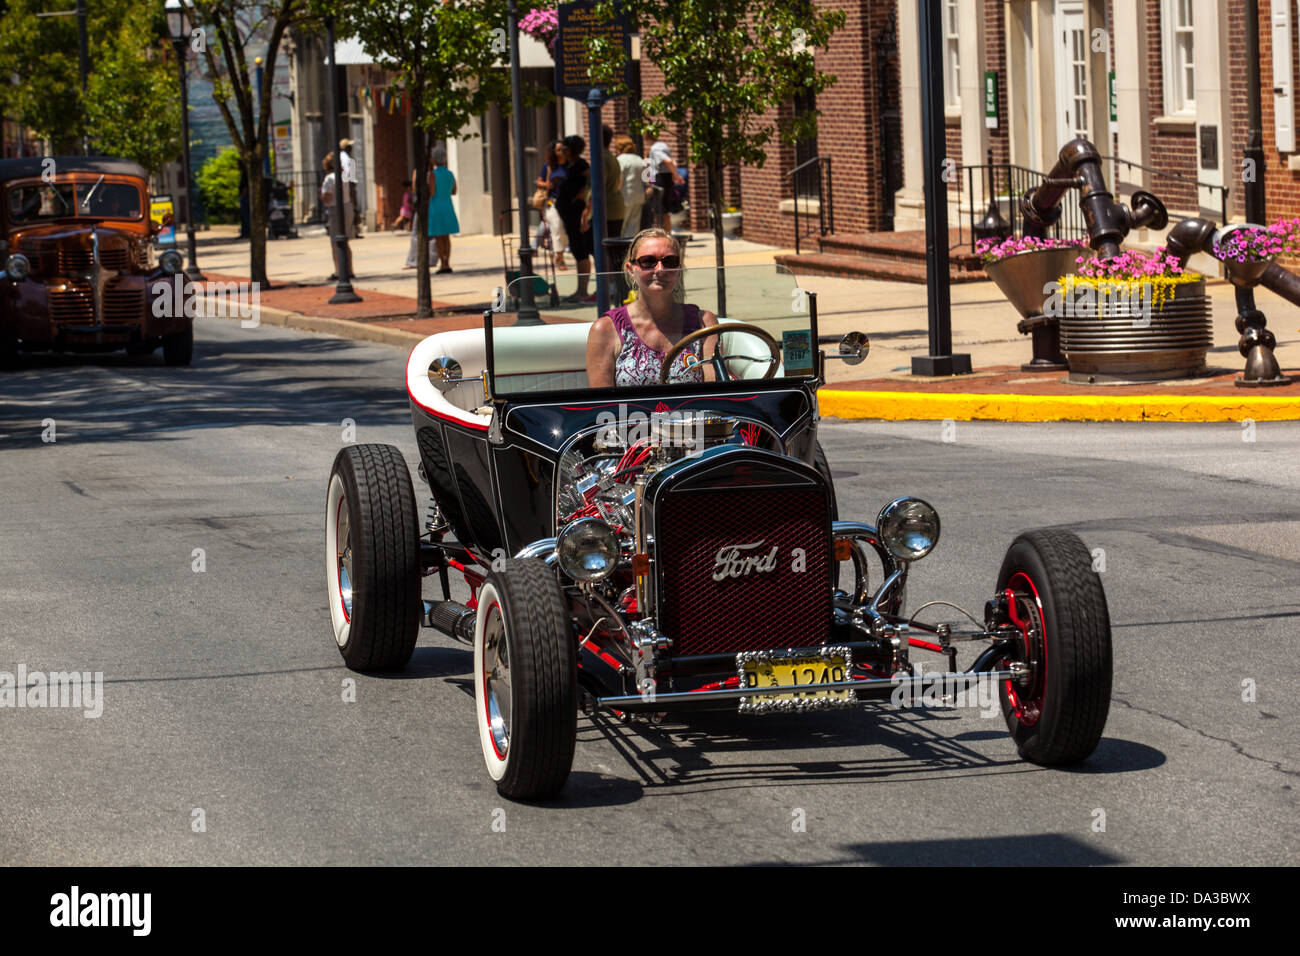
[609,305,705,387]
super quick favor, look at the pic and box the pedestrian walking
[403,168,422,269]
[394,174,414,230]
[339,138,361,238]
[427,145,459,273]
[615,135,645,239]
[556,135,593,302]
[593,125,626,250]
[646,137,684,231]
[320,152,351,280]
[534,140,567,270]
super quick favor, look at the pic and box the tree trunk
[412,110,431,318]
[710,158,726,318]
[247,145,268,286]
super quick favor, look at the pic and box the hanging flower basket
[518,8,559,51]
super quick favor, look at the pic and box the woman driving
[585,228,718,388]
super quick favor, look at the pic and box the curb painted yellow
[818,389,1300,422]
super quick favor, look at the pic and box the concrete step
[774,250,988,284]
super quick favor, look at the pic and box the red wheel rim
[1003,572,1046,726]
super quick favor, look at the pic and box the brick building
[281,2,1300,256]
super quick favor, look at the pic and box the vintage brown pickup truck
[0,156,193,366]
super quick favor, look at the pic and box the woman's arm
[585,314,620,388]
[451,172,457,196]
[699,309,719,382]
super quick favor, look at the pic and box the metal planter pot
[1060,278,1211,383]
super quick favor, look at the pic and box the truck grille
[103,284,145,324]
[50,282,94,324]
[100,248,131,271]
[58,249,94,273]
[655,484,832,657]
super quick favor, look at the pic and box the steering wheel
[659,322,781,383]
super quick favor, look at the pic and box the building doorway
[1055,0,1089,153]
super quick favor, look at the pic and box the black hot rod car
[325,265,1112,800]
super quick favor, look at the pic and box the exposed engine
[556,412,740,532]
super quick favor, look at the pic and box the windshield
[490,264,817,397]
[6,180,143,223]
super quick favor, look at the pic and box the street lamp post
[165,0,205,282]
[323,15,361,304]
[508,0,542,325]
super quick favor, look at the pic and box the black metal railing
[786,156,834,255]
[958,155,1089,253]
[278,169,329,226]
[1100,154,1229,228]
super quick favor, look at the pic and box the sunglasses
[630,255,681,270]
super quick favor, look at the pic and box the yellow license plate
[741,654,851,703]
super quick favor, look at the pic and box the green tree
[0,0,180,166]
[589,0,846,314]
[86,7,182,175]
[191,0,302,286]
[196,147,242,223]
[316,0,523,316]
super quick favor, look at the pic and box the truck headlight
[877,497,940,561]
[557,518,620,582]
[4,254,30,281]
[159,250,183,276]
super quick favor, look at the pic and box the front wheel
[997,529,1112,765]
[474,560,576,800]
[326,444,422,670]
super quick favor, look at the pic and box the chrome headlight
[877,497,940,561]
[556,518,620,582]
[4,254,30,281]
[159,250,183,275]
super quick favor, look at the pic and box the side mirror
[836,331,869,365]
[427,356,464,391]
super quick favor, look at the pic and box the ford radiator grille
[656,485,832,657]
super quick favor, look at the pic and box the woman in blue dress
[427,145,460,273]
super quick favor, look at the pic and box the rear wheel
[326,444,422,670]
[997,529,1112,765]
[474,560,576,800]
[162,326,193,366]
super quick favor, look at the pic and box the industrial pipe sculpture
[1007,139,1169,369]
[1023,138,1290,387]
[1166,218,1292,387]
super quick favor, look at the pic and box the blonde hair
[624,228,685,303]
[613,135,636,155]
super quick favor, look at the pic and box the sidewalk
[195,223,1300,420]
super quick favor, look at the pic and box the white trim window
[943,0,960,109]
[1161,0,1196,115]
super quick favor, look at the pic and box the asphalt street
[1,317,1296,865]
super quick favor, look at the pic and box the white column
[893,0,926,230]
[958,0,990,170]
[1193,0,1233,221]
[1111,0,1151,190]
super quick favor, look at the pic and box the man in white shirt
[645,138,684,231]
[339,138,360,238]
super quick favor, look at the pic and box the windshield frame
[4,176,146,225]
[484,264,823,403]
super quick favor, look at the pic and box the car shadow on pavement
[0,327,411,445]
[783,833,1122,866]
[566,707,1161,805]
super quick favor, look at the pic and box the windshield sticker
[781,329,814,375]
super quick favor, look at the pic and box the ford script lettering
[712,541,780,581]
